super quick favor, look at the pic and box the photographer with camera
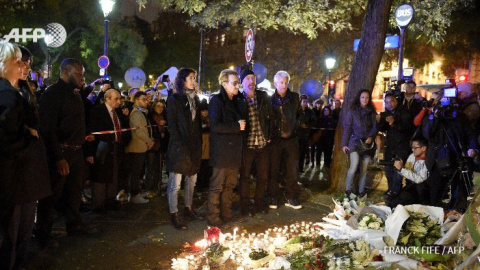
[387,138,429,207]
[418,88,478,210]
[377,93,414,200]
[457,82,480,132]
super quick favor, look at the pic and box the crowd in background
[2,39,480,270]
[0,40,342,269]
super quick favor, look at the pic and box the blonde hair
[0,41,21,78]
[218,69,238,85]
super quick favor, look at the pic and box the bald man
[86,89,130,213]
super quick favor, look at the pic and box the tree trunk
[329,0,392,190]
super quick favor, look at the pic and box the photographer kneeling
[387,138,429,208]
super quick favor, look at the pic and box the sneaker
[285,199,302,210]
[269,199,278,209]
[116,190,130,204]
[131,194,149,204]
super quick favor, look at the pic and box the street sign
[395,4,414,28]
[98,55,110,69]
[245,28,255,63]
[99,68,105,76]
[403,68,414,81]
[353,35,399,51]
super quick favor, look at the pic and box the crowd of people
[342,80,480,212]
[0,40,342,269]
[2,39,479,270]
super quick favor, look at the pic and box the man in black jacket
[268,70,302,210]
[86,89,130,213]
[298,95,316,172]
[377,94,414,200]
[400,81,423,121]
[207,69,247,226]
[37,58,97,248]
[238,69,274,217]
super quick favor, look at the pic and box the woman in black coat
[166,68,202,230]
[0,42,50,269]
[207,69,247,226]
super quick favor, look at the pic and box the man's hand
[28,128,39,138]
[86,156,94,164]
[238,120,246,131]
[147,141,155,150]
[394,159,404,170]
[56,159,70,176]
[385,116,395,126]
[85,134,95,142]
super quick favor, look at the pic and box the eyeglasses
[411,146,422,150]
[224,81,240,87]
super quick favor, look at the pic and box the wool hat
[240,69,255,83]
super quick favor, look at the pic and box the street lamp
[100,0,115,75]
[325,57,336,98]
[118,82,123,89]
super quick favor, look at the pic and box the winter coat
[271,89,300,139]
[341,106,377,154]
[125,107,154,153]
[209,88,248,168]
[0,79,51,214]
[166,93,202,176]
[244,90,275,142]
[377,105,414,161]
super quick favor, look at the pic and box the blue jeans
[345,151,371,194]
[167,173,197,213]
[385,165,402,194]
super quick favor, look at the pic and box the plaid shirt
[245,93,266,149]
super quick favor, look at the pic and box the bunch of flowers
[358,213,385,230]
[248,249,269,260]
[348,240,382,267]
[205,243,231,267]
[205,226,221,243]
[398,212,442,246]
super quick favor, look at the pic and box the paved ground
[24,166,388,270]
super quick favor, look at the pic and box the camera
[385,79,405,97]
[434,86,459,120]
[378,157,401,166]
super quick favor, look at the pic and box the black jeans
[207,167,238,223]
[126,153,146,196]
[36,149,85,240]
[268,138,300,201]
[0,202,36,270]
[298,130,310,170]
[239,146,270,211]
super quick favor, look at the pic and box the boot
[184,206,203,220]
[171,212,188,230]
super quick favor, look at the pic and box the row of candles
[172,221,323,270]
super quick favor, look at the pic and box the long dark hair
[149,99,166,117]
[352,89,375,110]
[173,68,196,95]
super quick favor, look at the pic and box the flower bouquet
[205,243,231,268]
[397,212,442,247]
[385,204,444,246]
[348,240,382,267]
[205,226,221,243]
[245,249,275,269]
[358,213,385,230]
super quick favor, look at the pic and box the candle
[233,227,238,242]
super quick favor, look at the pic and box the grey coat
[341,106,377,154]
